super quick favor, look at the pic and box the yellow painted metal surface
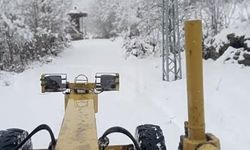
[55,95,98,150]
[35,145,134,150]
[68,83,96,91]
[184,20,206,141]
[196,134,220,150]
[40,74,46,93]
[197,144,218,150]
[105,145,134,150]
[40,74,120,150]
[64,93,69,110]
[181,20,220,150]
[67,93,98,113]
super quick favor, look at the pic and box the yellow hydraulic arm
[56,92,99,150]
[178,20,220,150]
[40,73,134,150]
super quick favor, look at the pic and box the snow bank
[216,46,244,64]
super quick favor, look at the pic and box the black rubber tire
[0,128,33,150]
[135,124,166,150]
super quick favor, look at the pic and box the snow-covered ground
[1,39,250,150]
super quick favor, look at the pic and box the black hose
[14,124,56,150]
[99,126,141,150]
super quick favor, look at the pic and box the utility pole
[162,0,182,81]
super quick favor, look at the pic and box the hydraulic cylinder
[179,20,220,150]
[185,20,206,141]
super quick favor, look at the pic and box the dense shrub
[0,0,71,72]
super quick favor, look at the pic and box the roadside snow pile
[0,71,16,86]
[216,47,242,64]
[123,37,157,59]
[204,22,250,66]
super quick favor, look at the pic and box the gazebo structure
[67,7,88,40]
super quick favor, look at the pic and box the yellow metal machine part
[56,92,98,150]
[180,20,220,150]
[40,74,133,150]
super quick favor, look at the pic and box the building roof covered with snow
[68,7,88,17]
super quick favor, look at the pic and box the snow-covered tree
[122,0,162,58]
[20,0,72,57]
[237,0,250,22]
[88,0,245,58]
[0,0,72,72]
[0,0,32,71]
[88,0,118,38]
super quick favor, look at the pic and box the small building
[67,7,88,40]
